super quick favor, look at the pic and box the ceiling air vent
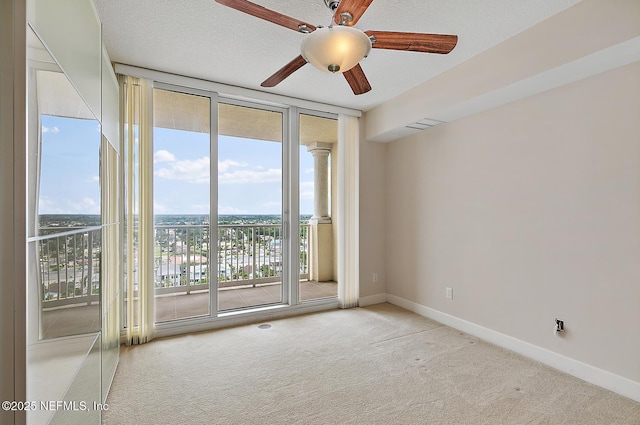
[405,118,445,131]
[370,118,447,142]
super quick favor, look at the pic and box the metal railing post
[56,238,61,301]
[86,231,93,306]
[186,226,191,295]
[252,226,257,287]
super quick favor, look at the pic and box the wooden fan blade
[334,0,373,26]
[365,31,458,54]
[343,64,371,95]
[261,55,308,87]
[216,0,316,32]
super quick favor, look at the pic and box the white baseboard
[386,293,640,403]
[358,293,388,307]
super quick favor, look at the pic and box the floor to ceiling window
[217,101,287,311]
[118,65,358,337]
[150,91,296,322]
[153,87,213,322]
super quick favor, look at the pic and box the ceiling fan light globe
[301,26,371,74]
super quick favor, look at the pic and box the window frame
[119,66,352,339]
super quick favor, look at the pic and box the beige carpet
[104,304,640,424]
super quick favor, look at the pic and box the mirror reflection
[36,67,102,229]
[28,28,101,340]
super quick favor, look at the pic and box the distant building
[156,263,208,286]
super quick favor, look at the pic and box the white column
[307,142,332,224]
[306,142,333,282]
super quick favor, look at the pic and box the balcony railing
[38,223,310,306]
[37,227,101,308]
[154,223,310,295]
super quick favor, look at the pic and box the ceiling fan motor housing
[324,0,340,12]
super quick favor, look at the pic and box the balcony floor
[156,280,337,322]
[41,280,337,339]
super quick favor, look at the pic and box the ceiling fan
[215,0,458,95]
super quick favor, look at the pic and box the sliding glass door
[148,83,341,328]
[153,87,213,322]
[152,88,295,321]
[217,101,287,311]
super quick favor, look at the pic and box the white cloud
[219,159,247,172]
[155,156,210,184]
[154,149,176,163]
[219,168,281,184]
[153,153,288,186]
[38,197,101,214]
[39,197,64,214]
[68,197,100,214]
[87,175,100,183]
[154,156,254,185]
[42,126,60,134]
[304,167,314,174]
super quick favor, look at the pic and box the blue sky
[154,127,315,215]
[39,117,315,216]
[39,115,101,215]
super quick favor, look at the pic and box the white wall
[357,0,640,399]
[385,60,640,386]
[28,0,102,119]
[358,137,387,300]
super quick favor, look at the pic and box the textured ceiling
[94,0,582,111]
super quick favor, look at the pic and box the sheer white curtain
[120,75,155,344]
[337,114,359,308]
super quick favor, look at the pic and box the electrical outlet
[446,287,453,300]
[372,273,378,283]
